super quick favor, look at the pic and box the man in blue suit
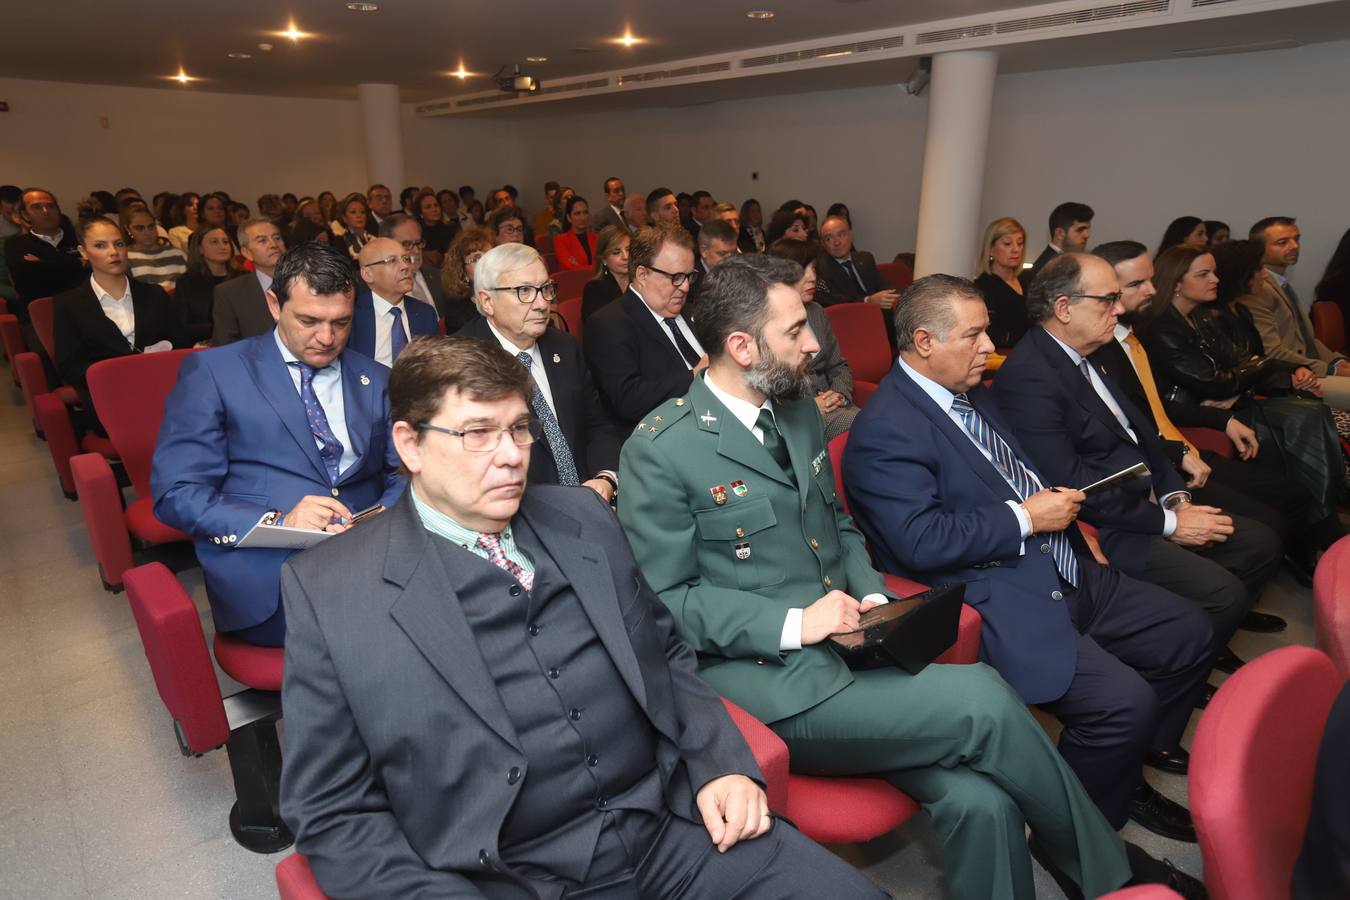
[843,274,1213,846]
[348,237,440,368]
[152,242,405,647]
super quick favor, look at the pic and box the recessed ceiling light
[257,42,274,52]
[612,30,643,48]
[166,67,197,85]
[274,20,311,42]
[525,55,548,63]
[227,52,252,60]
[450,62,472,79]
[747,10,776,19]
[346,2,380,10]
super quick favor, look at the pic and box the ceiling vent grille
[919,0,1169,44]
[616,60,732,86]
[740,34,905,69]
[1191,0,1240,6]
[454,93,516,109]
[537,77,610,96]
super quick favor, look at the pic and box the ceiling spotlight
[613,29,642,47]
[168,67,197,84]
[257,42,274,52]
[747,10,776,19]
[345,2,380,9]
[227,52,252,59]
[275,20,311,41]
[452,62,471,79]
[525,55,548,63]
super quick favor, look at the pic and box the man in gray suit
[381,213,450,321]
[593,177,627,234]
[279,336,886,899]
[212,218,284,344]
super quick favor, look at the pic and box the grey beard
[745,352,810,404]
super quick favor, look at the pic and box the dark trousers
[231,604,286,647]
[1139,512,1282,649]
[1039,563,1213,828]
[1198,451,1344,549]
[564,812,888,899]
[1293,683,1350,900]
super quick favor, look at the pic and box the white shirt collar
[89,274,131,304]
[371,290,406,315]
[32,229,63,248]
[1048,242,1064,254]
[1265,266,1290,287]
[485,318,539,358]
[897,354,956,414]
[632,285,682,324]
[1043,327,1087,367]
[272,329,339,373]
[703,369,773,435]
[1113,323,1132,344]
[255,268,273,294]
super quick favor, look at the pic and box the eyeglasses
[489,281,559,304]
[497,222,525,235]
[365,254,415,268]
[417,419,542,452]
[400,239,427,251]
[646,265,700,288]
[1065,292,1122,305]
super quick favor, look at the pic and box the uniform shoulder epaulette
[632,397,691,440]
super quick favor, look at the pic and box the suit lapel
[538,330,577,438]
[623,290,687,371]
[777,397,817,500]
[241,336,331,484]
[384,496,521,750]
[1032,327,1135,445]
[128,284,155,349]
[337,350,371,475]
[82,285,134,352]
[687,377,794,488]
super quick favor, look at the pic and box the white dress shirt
[273,330,358,476]
[703,371,886,652]
[370,291,413,368]
[408,270,434,306]
[255,268,273,296]
[485,320,555,413]
[632,286,704,367]
[33,229,64,249]
[90,274,135,345]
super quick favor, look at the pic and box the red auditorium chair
[877,260,914,292]
[557,296,583,340]
[13,297,78,435]
[541,252,560,274]
[0,309,26,386]
[1191,645,1342,900]
[1313,536,1350,679]
[276,853,325,899]
[1100,887,1184,899]
[70,350,195,590]
[123,562,291,853]
[553,268,592,304]
[824,302,891,407]
[1311,300,1345,354]
[1180,426,1235,460]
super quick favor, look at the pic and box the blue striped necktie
[291,362,344,485]
[950,393,1078,587]
[516,352,579,486]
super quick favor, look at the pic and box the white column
[913,50,999,279]
[357,83,405,193]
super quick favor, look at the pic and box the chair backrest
[1313,535,1350,680]
[1098,887,1184,899]
[825,302,892,383]
[557,297,583,340]
[828,431,851,515]
[541,252,559,274]
[877,261,913,292]
[1191,645,1342,900]
[276,853,329,900]
[123,563,230,755]
[86,349,197,496]
[27,296,56,358]
[1312,300,1346,354]
[553,268,593,303]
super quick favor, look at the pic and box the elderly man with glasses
[349,237,440,368]
[585,223,708,428]
[380,212,452,320]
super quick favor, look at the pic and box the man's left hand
[583,478,615,503]
[695,774,771,853]
[1179,450,1211,488]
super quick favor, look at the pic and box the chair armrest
[72,452,134,588]
[1180,426,1234,460]
[34,392,80,497]
[720,697,789,813]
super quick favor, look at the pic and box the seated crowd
[4,175,1350,900]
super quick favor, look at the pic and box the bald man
[350,236,440,367]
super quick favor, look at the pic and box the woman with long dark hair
[174,225,241,343]
[1156,216,1208,255]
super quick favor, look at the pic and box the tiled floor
[0,376,1314,899]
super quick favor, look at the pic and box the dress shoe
[1240,610,1287,633]
[1214,647,1246,674]
[1125,842,1209,899]
[1196,682,1217,709]
[1129,783,1197,842]
[1146,746,1190,775]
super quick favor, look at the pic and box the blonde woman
[974,216,1029,348]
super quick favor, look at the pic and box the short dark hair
[629,222,694,278]
[646,187,675,214]
[562,194,588,220]
[1025,253,1085,322]
[768,237,821,269]
[378,212,418,238]
[272,241,356,307]
[692,254,802,361]
[389,336,532,431]
[503,184,519,199]
[1213,240,1266,306]
[1093,240,1149,268]
[282,192,298,203]
[603,177,623,194]
[1048,202,1094,236]
[486,204,526,232]
[400,186,419,207]
[697,218,736,247]
[114,187,141,200]
[1204,220,1228,242]
[458,185,475,200]
[1249,216,1296,242]
[368,183,389,195]
[544,180,560,192]
[893,275,984,352]
[691,190,712,205]
[1,184,24,206]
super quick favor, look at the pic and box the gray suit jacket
[280,487,759,899]
[211,272,273,345]
[1239,271,1345,375]
[593,204,626,235]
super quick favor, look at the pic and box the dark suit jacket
[212,272,274,346]
[1089,334,1233,435]
[814,250,891,307]
[151,334,404,633]
[348,288,439,365]
[993,326,1187,576]
[414,262,453,322]
[52,278,189,393]
[4,226,85,318]
[279,487,758,899]
[843,364,1081,704]
[1023,245,1059,285]
[459,318,622,483]
[592,204,624,235]
[583,288,695,427]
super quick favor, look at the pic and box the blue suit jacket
[992,325,1186,578]
[151,332,405,633]
[347,289,440,364]
[842,362,1080,703]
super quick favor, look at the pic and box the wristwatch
[261,509,283,526]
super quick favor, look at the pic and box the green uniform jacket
[618,374,893,724]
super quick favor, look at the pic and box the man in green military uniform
[618,255,1143,900]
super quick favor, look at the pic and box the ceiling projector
[496,64,540,94]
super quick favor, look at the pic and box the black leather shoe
[1284,553,1315,588]
[1129,783,1197,842]
[1241,610,1287,633]
[1214,647,1246,674]
[1196,682,1217,709]
[1028,834,1084,900]
[1146,746,1190,775]
[1125,842,1209,899]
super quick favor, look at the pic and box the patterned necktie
[951,394,1078,587]
[390,306,409,362]
[516,352,579,485]
[663,317,701,367]
[755,409,793,475]
[839,257,868,294]
[292,362,344,485]
[476,531,534,591]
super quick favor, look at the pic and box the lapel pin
[359,374,370,386]
[731,480,747,497]
[699,410,718,426]
[734,541,751,560]
[711,485,728,505]
[552,353,561,363]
